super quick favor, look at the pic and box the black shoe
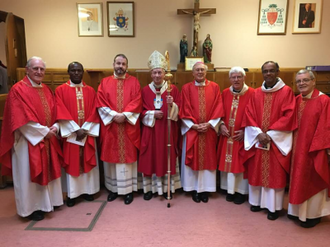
[143,191,153,201]
[201,192,209,203]
[192,191,200,203]
[234,193,246,205]
[300,218,321,228]
[124,193,134,205]
[83,194,94,201]
[226,193,235,202]
[287,214,299,221]
[250,205,262,212]
[107,192,118,202]
[66,198,75,207]
[267,211,279,221]
[163,192,173,200]
[28,211,44,221]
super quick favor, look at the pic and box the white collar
[261,78,285,93]
[149,81,168,95]
[69,80,83,87]
[27,76,42,88]
[229,83,249,96]
[195,80,206,86]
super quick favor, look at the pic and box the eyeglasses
[296,78,312,84]
[230,76,243,80]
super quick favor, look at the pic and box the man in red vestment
[243,61,297,220]
[56,62,100,207]
[180,62,223,203]
[138,50,181,200]
[97,54,142,205]
[0,56,63,221]
[288,69,330,228]
[217,66,254,205]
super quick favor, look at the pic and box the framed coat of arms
[107,1,135,37]
[257,0,289,35]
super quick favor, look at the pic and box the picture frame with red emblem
[107,1,135,37]
[257,0,289,35]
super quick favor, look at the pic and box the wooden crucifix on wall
[177,0,216,56]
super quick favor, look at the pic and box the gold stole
[75,87,85,173]
[198,86,206,170]
[224,95,240,172]
[36,87,52,180]
[117,79,126,163]
[261,93,272,187]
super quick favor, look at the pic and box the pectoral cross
[177,0,216,54]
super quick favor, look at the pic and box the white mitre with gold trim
[147,50,167,71]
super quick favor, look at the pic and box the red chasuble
[180,80,224,171]
[55,81,99,177]
[0,76,62,185]
[97,74,142,163]
[289,89,330,204]
[138,84,180,177]
[217,87,254,174]
[242,85,297,188]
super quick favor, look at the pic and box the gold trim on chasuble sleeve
[117,79,126,163]
[224,95,240,172]
[36,88,52,181]
[261,93,273,187]
[290,100,306,184]
[198,87,206,170]
[75,87,85,173]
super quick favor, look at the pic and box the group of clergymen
[0,50,329,229]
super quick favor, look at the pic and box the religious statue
[180,34,188,63]
[190,46,197,57]
[203,34,212,63]
[177,0,216,51]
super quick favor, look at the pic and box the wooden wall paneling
[214,72,230,90]
[245,72,254,88]
[314,72,330,94]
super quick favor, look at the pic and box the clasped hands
[45,126,57,139]
[257,132,271,146]
[220,124,244,141]
[113,113,126,124]
[192,122,211,133]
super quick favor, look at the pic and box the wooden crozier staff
[164,51,173,208]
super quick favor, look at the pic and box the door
[4,12,27,88]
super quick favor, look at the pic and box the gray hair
[229,66,246,78]
[296,69,315,80]
[192,62,208,71]
[26,56,46,68]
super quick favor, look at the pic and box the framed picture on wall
[292,0,323,34]
[185,57,204,71]
[257,0,289,35]
[77,3,103,37]
[107,2,135,37]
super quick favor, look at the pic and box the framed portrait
[292,0,323,34]
[185,57,204,71]
[77,3,103,37]
[107,1,135,37]
[257,0,289,35]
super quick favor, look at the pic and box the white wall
[0,0,329,69]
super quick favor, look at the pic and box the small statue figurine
[203,34,212,63]
[190,46,197,57]
[180,34,188,63]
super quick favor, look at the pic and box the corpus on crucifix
[177,0,216,55]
